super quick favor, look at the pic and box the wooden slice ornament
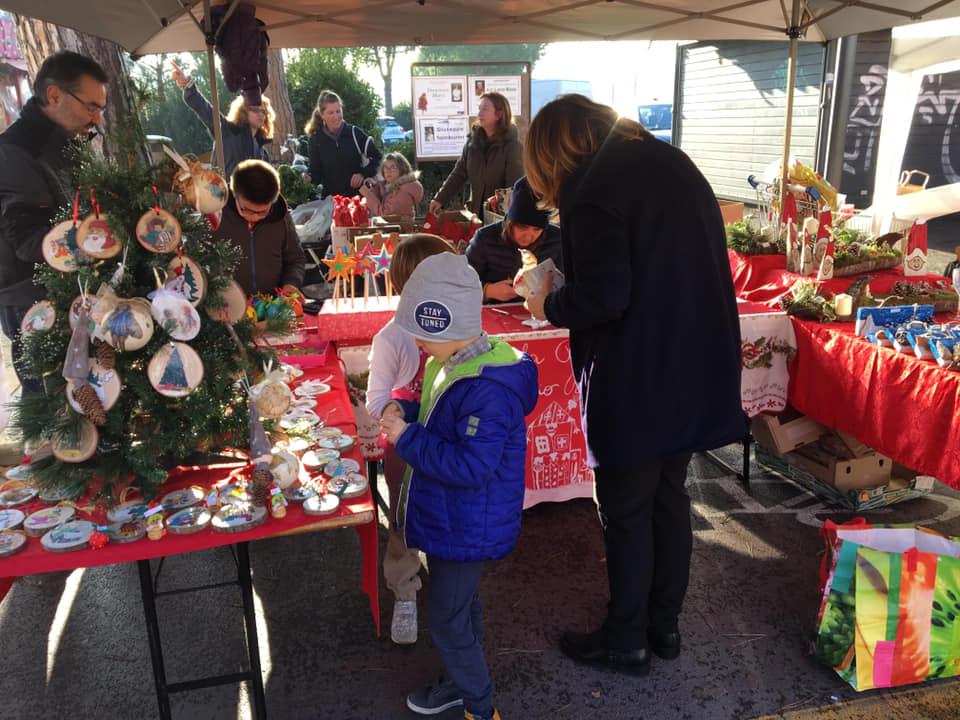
[303,493,340,516]
[151,290,201,341]
[328,472,369,499]
[5,463,37,482]
[20,301,56,336]
[38,485,80,503]
[102,520,146,544]
[302,448,340,471]
[160,485,205,512]
[167,255,207,307]
[282,484,316,503]
[107,500,147,523]
[0,485,38,507]
[269,449,301,489]
[323,458,361,479]
[76,213,122,259]
[136,207,182,253]
[0,509,25,531]
[316,433,355,452]
[148,342,204,398]
[211,502,267,533]
[69,293,99,334]
[52,418,99,463]
[41,519,96,552]
[204,280,247,324]
[66,361,121,416]
[42,220,82,272]
[101,299,154,352]
[166,506,212,534]
[0,531,27,557]
[24,505,76,536]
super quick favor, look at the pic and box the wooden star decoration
[371,245,392,275]
[322,247,355,281]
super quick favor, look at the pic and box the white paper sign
[413,76,467,117]
[416,117,470,159]
[468,75,523,115]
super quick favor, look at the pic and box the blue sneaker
[406,677,464,715]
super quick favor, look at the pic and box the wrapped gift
[855,305,934,337]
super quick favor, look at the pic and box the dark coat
[0,98,75,307]
[306,123,381,198]
[466,220,562,288]
[543,129,744,467]
[213,194,305,296]
[183,84,270,179]
[434,125,524,216]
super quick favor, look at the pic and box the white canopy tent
[2,0,958,201]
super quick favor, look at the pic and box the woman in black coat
[524,95,744,675]
[304,90,381,198]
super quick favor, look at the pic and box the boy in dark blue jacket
[379,252,538,720]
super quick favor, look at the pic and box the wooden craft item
[136,207,182,253]
[42,220,82,272]
[148,342,204,398]
[76,213,122,260]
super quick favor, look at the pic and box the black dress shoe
[648,629,681,660]
[560,630,651,676]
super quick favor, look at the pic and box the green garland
[11,124,293,500]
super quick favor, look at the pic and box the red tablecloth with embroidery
[0,345,380,632]
[788,317,960,489]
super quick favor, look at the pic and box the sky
[356,40,681,118]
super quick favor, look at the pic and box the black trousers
[594,454,693,650]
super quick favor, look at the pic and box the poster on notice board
[413,76,467,117]
[468,75,522,115]
[415,117,470,159]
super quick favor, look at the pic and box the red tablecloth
[727,250,947,309]
[0,345,380,633]
[788,317,960,490]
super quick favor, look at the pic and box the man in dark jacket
[214,160,305,296]
[0,51,107,393]
[466,176,562,303]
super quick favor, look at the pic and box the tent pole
[780,0,801,217]
[203,0,226,173]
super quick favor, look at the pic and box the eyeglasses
[63,88,107,116]
[237,202,271,218]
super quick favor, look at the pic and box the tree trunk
[13,16,149,166]
[266,48,296,164]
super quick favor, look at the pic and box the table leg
[236,542,267,720]
[137,559,172,720]
[703,433,753,489]
[355,518,381,637]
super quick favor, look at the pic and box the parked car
[637,103,673,143]
[376,116,406,146]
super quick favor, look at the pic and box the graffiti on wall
[911,73,960,185]
[843,64,887,187]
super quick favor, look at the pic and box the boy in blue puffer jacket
[379,252,538,720]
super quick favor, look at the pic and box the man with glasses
[0,51,107,394]
[212,159,304,297]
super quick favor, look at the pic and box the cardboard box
[332,224,401,253]
[353,231,402,254]
[751,409,826,456]
[719,200,745,225]
[379,215,419,233]
[788,440,892,492]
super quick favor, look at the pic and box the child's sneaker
[406,677,463,715]
[391,599,418,645]
[464,710,501,720]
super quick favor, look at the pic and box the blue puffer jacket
[394,338,539,562]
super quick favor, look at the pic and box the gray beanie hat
[395,252,483,341]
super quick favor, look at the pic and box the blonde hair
[226,95,275,141]
[524,94,643,209]
[475,92,513,138]
[305,90,343,135]
[389,234,454,292]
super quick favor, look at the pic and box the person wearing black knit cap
[465,176,562,303]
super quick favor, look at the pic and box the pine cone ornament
[94,339,116,370]
[73,383,107,426]
[252,467,273,506]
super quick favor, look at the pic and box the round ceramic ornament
[24,505,76,536]
[204,280,247,324]
[253,379,292,419]
[148,342,204,398]
[101,299,154,352]
[41,519,96,552]
[0,531,27,558]
[42,220,82,272]
[69,293,99,334]
[0,485,38,507]
[303,492,340,516]
[166,255,207,307]
[217,483,251,506]
[282,483,316,503]
[328,472,369,499]
[183,168,228,214]
[20,301,56,336]
[38,484,80,503]
[107,500,148,523]
[316,433,354,452]
[302,448,340,471]
[313,426,346,439]
[270,450,300,490]
[324,458,361,479]
[5,463,36,482]
[151,290,201,341]
[161,485,205,512]
[102,520,145,544]
[279,411,321,432]
[52,418,99,463]
[136,208,182,253]
[166,506,212,535]
[66,361,121,416]
[76,213,122,260]
[0,509,25,531]
[295,380,331,397]
[211,502,267,533]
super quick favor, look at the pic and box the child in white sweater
[366,233,453,645]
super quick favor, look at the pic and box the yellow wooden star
[322,247,356,281]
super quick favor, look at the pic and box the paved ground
[3,446,960,720]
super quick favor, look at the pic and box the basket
[897,170,930,195]
[832,255,901,277]
[841,211,913,236]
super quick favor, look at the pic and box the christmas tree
[12,120,289,501]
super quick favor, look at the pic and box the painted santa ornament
[42,220,82,272]
[76,213,122,260]
[136,208,182,254]
[148,342,204,398]
[20,301,56,336]
[167,255,208,307]
[52,418,99,463]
